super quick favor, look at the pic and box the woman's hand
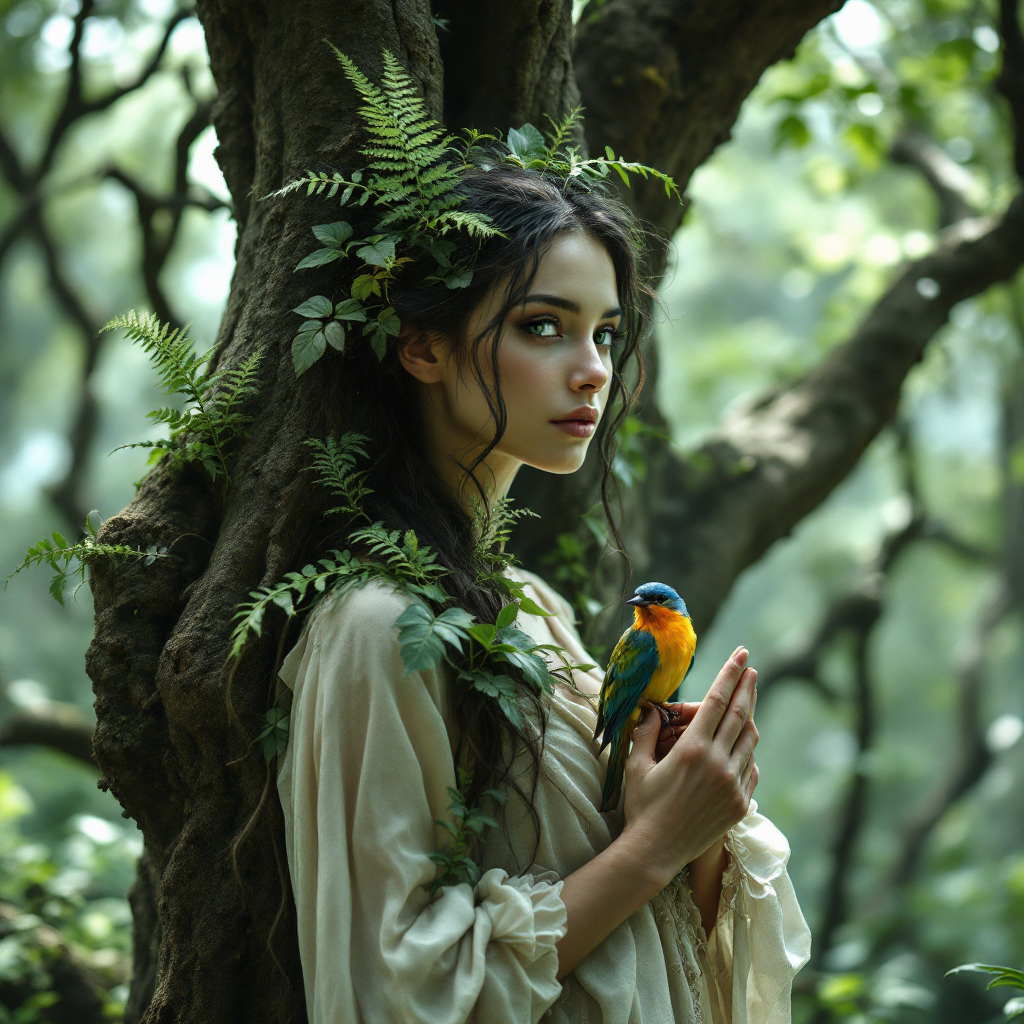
[617,648,759,889]
[654,702,700,762]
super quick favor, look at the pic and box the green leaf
[468,623,497,648]
[292,295,333,318]
[295,247,344,270]
[357,238,396,266]
[292,327,327,375]
[444,268,473,289]
[365,322,388,360]
[507,123,547,161]
[429,237,456,268]
[378,307,401,337]
[324,320,347,351]
[352,274,381,301]
[496,603,518,629]
[516,595,552,617]
[333,298,368,322]
[312,221,354,249]
[395,604,447,673]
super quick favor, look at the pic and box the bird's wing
[595,627,660,752]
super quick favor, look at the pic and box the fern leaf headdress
[268,46,680,377]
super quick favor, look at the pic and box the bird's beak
[626,596,648,607]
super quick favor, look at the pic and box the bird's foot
[641,700,680,728]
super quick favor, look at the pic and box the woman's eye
[524,320,559,338]
[595,325,620,347]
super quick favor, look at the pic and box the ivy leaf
[323,320,346,351]
[292,295,333,318]
[468,622,497,648]
[296,247,344,270]
[429,237,456,268]
[292,325,327,375]
[364,322,388,360]
[395,604,473,674]
[312,221,354,249]
[357,238,396,266]
[333,298,368,322]
[378,307,401,337]
[507,123,547,162]
[495,603,518,629]
[444,268,473,289]
[352,274,381,301]
[516,595,553,618]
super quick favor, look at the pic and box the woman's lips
[551,407,598,438]
[553,420,595,438]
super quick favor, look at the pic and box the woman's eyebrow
[523,293,622,319]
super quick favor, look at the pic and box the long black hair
[313,163,651,858]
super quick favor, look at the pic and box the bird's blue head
[626,582,689,617]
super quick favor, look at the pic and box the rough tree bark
[82,2,1024,1021]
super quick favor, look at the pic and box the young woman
[275,166,811,1022]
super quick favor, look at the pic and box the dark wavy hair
[308,164,652,864]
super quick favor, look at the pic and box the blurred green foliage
[0,0,1022,1020]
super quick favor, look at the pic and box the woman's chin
[520,446,591,476]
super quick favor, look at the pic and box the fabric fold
[703,801,812,1024]
[473,868,568,961]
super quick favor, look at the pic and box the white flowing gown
[276,567,811,1024]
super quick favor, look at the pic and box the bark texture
[82,1,1024,1020]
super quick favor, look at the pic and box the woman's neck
[418,384,523,517]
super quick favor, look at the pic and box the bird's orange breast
[635,606,697,703]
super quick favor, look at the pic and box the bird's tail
[600,730,630,812]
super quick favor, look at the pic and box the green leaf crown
[266,46,680,376]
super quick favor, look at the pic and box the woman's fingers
[689,648,750,738]
[730,715,759,768]
[626,705,661,768]
[712,667,757,749]
[662,701,701,723]
[740,754,757,789]
[743,761,759,802]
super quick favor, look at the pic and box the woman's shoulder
[279,579,420,693]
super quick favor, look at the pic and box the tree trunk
[84,2,1024,1020]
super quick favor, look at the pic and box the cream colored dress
[276,567,811,1024]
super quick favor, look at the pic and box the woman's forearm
[555,832,668,981]
[687,838,727,937]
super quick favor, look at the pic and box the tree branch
[811,616,878,970]
[642,199,1024,633]
[0,706,96,768]
[891,126,978,227]
[999,0,1024,178]
[38,6,191,179]
[574,0,845,248]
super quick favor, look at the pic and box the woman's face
[401,230,622,490]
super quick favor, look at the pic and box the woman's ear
[398,324,446,384]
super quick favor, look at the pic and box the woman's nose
[570,339,611,393]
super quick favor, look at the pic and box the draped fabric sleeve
[275,581,567,1024]
[704,801,812,1024]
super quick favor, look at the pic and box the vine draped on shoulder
[276,566,811,1024]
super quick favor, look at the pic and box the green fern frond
[305,433,373,518]
[102,312,262,487]
[229,550,368,660]
[5,514,169,606]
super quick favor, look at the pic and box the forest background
[0,0,1022,1021]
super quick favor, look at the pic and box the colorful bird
[594,582,697,812]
